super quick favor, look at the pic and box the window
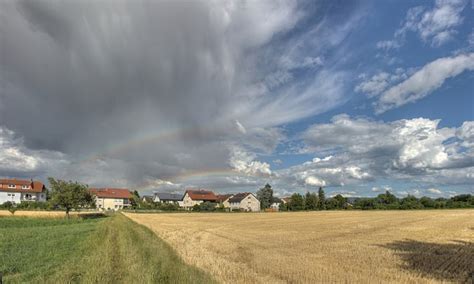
[22,185,29,189]
[7,194,11,196]
[8,184,15,188]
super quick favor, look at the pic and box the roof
[154,192,183,201]
[216,194,233,202]
[89,188,132,199]
[228,192,254,203]
[185,189,218,201]
[0,179,46,193]
[281,197,291,203]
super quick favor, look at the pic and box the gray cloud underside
[0,0,360,190]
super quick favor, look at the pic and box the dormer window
[8,184,15,188]
[22,185,29,189]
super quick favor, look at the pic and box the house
[181,189,218,208]
[216,194,233,208]
[89,188,132,211]
[281,197,291,204]
[154,192,183,206]
[228,193,260,212]
[270,198,283,211]
[141,195,154,203]
[0,178,47,204]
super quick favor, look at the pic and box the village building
[270,199,282,211]
[89,188,132,211]
[181,189,218,209]
[141,195,154,203]
[0,179,47,204]
[153,192,183,206]
[216,194,233,208]
[228,192,260,212]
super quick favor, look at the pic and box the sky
[0,0,473,198]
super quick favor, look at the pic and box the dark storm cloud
[0,0,360,189]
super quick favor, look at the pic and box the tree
[257,184,273,210]
[48,178,93,218]
[2,201,16,214]
[304,192,318,210]
[288,193,304,211]
[131,190,141,209]
[317,187,326,210]
[333,194,348,209]
[377,190,398,205]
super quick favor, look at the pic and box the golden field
[125,210,474,283]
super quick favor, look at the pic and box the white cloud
[0,126,67,174]
[427,188,442,194]
[456,121,474,147]
[229,147,271,176]
[377,0,467,49]
[375,53,474,113]
[355,69,407,97]
[301,114,474,186]
[304,176,326,187]
[372,185,392,192]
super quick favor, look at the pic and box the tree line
[256,184,474,211]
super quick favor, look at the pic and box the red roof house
[89,188,132,211]
[0,178,47,204]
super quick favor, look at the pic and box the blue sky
[0,0,473,197]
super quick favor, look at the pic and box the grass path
[0,214,214,283]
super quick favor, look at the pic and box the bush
[192,202,216,212]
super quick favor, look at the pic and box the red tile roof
[0,179,46,193]
[89,188,132,199]
[185,189,218,201]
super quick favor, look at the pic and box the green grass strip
[0,214,215,283]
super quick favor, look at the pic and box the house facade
[181,189,218,208]
[228,193,260,212]
[89,188,132,211]
[0,179,47,204]
[216,194,233,208]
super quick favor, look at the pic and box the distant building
[153,192,183,206]
[141,195,154,203]
[0,178,47,204]
[228,193,260,212]
[281,197,291,204]
[216,194,233,208]
[181,189,218,209]
[270,198,283,211]
[89,188,132,211]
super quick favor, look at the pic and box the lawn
[125,210,474,283]
[0,214,214,283]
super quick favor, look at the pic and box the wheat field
[125,210,474,283]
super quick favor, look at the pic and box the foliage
[257,184,273,209]
[48,177,94,217]
[326,194,347,210]
[304,192,318,210]
[288,193,305,211]
[352,193,473,210]
[317,187,326,210]
[192,202,216,212]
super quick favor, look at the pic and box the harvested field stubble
[125,210,474,283]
